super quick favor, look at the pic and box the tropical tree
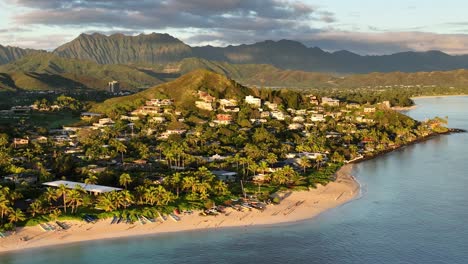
[213,180,229,196]
[56,184,70,213]
[315,155,324,169]
[85,174,98,185]
[119,190,134,209]
[68,189,84,214]
[257,161,269,175]
[182,176,198,193]
[298,156,311,173]
[8,209,25,226]
[96,192,116,212]
[110,139,127,163]
[165,172,182,197]
[119,173,132,189]
[28,199,45,217]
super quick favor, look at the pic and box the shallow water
[2,96,468,264]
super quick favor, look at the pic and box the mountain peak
[54,32,192,64]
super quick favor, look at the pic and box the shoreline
[411,94,468,99]
[0,164,360,254]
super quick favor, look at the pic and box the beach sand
[0,164,359,254]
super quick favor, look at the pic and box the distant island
[0,70,457,253]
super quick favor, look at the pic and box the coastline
[0,164,360,254]
[411,94,468,99]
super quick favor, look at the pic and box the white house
[245,95,261,108]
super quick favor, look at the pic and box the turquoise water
[2,96,468,264]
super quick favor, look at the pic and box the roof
[42,180,122,193]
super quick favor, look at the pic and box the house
[13,138,29,146]
[296,109,307,115]
[211,170,237,182]
[326,132,341,138]
[195,101,213,111]
[264,101,278,110]
[131,106,161,116]
[120,115,140,121]
[93,118,115,128]
[151,116,166,123]
[288,123,304,130]
[271,111,286,120]
[321,97,340,107]
[311,113,325,122]
[81,112,102,120]
[250,118,267,124]
[308,95,320,105]
[364,107,376,113]
[292,116,305,123]
[198,91,216,102]
[146,99,174,107]
[214,114,233,125]
[219,99,239,112]
[4,174,38,185]
[32,136,48,144]
[260,111,271,118]
[245,95,261,108]
[11,106,32,114]
[252,174,268,182]
[159,129,187,139]
[346,103,360,109]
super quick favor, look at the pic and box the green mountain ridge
[51,32,468,73]
[91,69,252,116]
[0,44,43,65]
[0,53,166,91]
[54,33,192,65]
[3,54,468,93]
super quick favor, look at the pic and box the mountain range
[2,33,468,73]
[2,32,468,92]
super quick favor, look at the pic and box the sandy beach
[0,164,359,254]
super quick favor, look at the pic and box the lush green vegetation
[0,53,165,91]
[0,70,451,230]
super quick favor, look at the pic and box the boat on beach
[169,213,181,222]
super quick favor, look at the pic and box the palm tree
[195,181,211,200]
[166,173,182,197]
[213,180,229,195]
[49,209,62,220]
[56,184,69,213]
[8,209,25,226]
[68,189,84,214]
[0,197,11,221]
[96,193,116,212]
[85,174,98,185]
[266,153,278,165]
[182,176,198,193]
[298,156,311,174]
[119,173,132,189]
[28,199,44,217]
[119,190,134,209]
[44,187,58,204]
[258,161,269,175]
[110,139,127,163]
[315,155,324,170]
[135,185,146,205]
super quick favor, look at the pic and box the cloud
[5,0,468,55]
[11,0,334,30]
[305,31,468,55]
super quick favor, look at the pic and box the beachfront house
[43,180,122,195]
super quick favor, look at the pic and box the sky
[1,0,468,55]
